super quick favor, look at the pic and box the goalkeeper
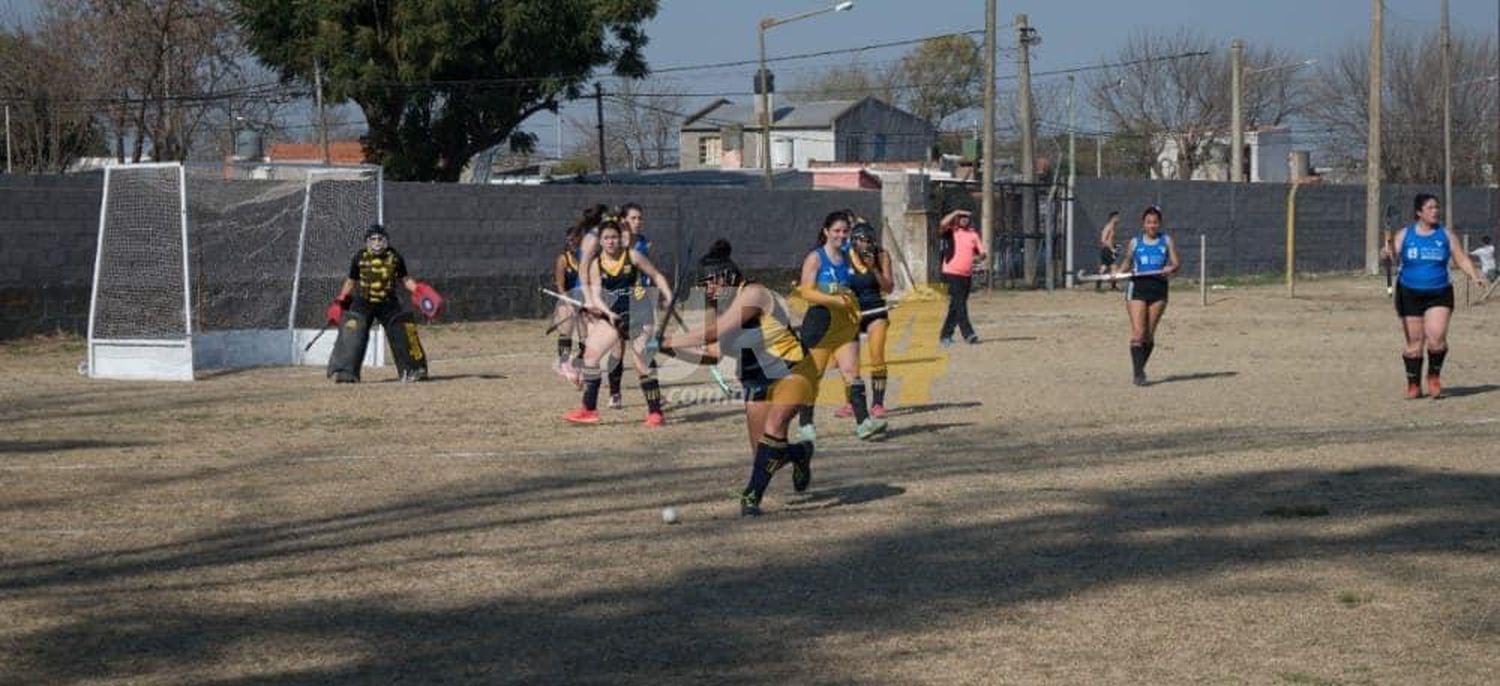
[326,224,444,382]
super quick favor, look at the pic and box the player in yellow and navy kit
[661,239,828,516]
[326,224,444,383]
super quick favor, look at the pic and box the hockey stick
[1074,269,1166,283]
[303,323,334,352]
[644,230,696,359]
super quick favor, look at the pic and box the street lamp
[758,1,855,189]
[1230,44,1315,182]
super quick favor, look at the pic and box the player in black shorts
[1380,194,1489,398]
[562,220,674,427]
[1113,206,1180,386]
[848,221,895,418]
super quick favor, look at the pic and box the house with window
[679,96,936,172]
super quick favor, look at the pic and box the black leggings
[941,274,975,339]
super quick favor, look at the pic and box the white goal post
[87,162,387,381]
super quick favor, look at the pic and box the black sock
[1142,339,1155,366]
[848,380,870,424]
[745,435,789,503]
[799,404,814,428]
[1427,347,1447,378]
[871,371,888,406]
[1130,342,1146,377]
[641,376,663,413]
[581,364,602,410]
[557,336,573,362]
[1403,353,1422,385]
[608,360,624,396]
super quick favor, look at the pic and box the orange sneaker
[1427,374,1443,399]
[870,403,887,419]
[833,403,854,418]
[1405,382,1422,400]
[563,407,600,424]
[644,411,664,427]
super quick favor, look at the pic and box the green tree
[234,0,658,181]
[896,34,981,127]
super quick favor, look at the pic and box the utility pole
[1066,75,1077,288]
[314,58,330,165]
[981,0,996,285]
[1365,0,1383,275]
[1230,39,1244,183]
[1442,0,1453,228]
[595,82,609,182]
[4,103,11,174]
[1017,14,1039,286]
[1495,0,1499,240]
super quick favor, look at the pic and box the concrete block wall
[1071,179,1497,280]
[0,175,103,338]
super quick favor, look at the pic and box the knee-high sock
[640,373,663,413]
[581,363,602,411]
[607,359,624,396]
[744,435,789,503]
[798,404,815,428]
[848,380,870,424]
[557,336,573,362]
[1427,347,1447,378]
[1403,353,1423,385]
[1142,339,1155,366]
[871,370,888,406]
[1130,341,1146,377]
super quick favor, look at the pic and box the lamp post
[1230,57,1315,182]
[758,1,854,189]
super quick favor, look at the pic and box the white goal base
[88,329,385,380]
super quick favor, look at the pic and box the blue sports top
[813,244,852,293]
[1398,224,1452,292]
[1132,233,1170,274]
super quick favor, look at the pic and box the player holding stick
[796,212,887,442]
[562,220,674,426]
[847,220,895,418]
[660,240,822,516]
[326,224,443,383]
[551,227,584,379]
[1380,194,1489,399]
[1113,206,1180,387]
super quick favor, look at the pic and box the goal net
[87,162,387,381]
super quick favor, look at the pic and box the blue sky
[4,0,1496,156]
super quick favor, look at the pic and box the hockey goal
[87,162,387,380]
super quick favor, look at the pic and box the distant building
[1153,127,1298,182]
[679,95,936,172]
[265,141,367,166]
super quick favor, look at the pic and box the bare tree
[0,7,106,172]
[786,61,899,104]
[1089,29,1306,180]
[607,77,684,169]
[1308,29,1496,184]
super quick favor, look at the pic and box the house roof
[267,141,366,165]
[682,98,868,131]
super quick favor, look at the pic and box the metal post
[1095,135,1103,178]
[4,104,11,174]
[1017,14,1038,285]
[1442,0,1453,229]
[1365,0,1383,275]
[1230,39,1244,183]
[1199,234,1208,306]
[759,22,772,190]
[1287,182,1299,297]
[981,0,996,287]
[1066,75,1077,288]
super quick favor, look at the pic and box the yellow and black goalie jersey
[348,248,409,304]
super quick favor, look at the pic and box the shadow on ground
[2,422,1497,684]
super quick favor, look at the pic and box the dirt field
[2,275,1497,685]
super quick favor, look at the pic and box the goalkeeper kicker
[326,224,445,382]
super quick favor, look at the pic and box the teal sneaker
[855,417,888,440]
[797,423,817,444]
[739,489,763,517]
[791,442,815,493]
